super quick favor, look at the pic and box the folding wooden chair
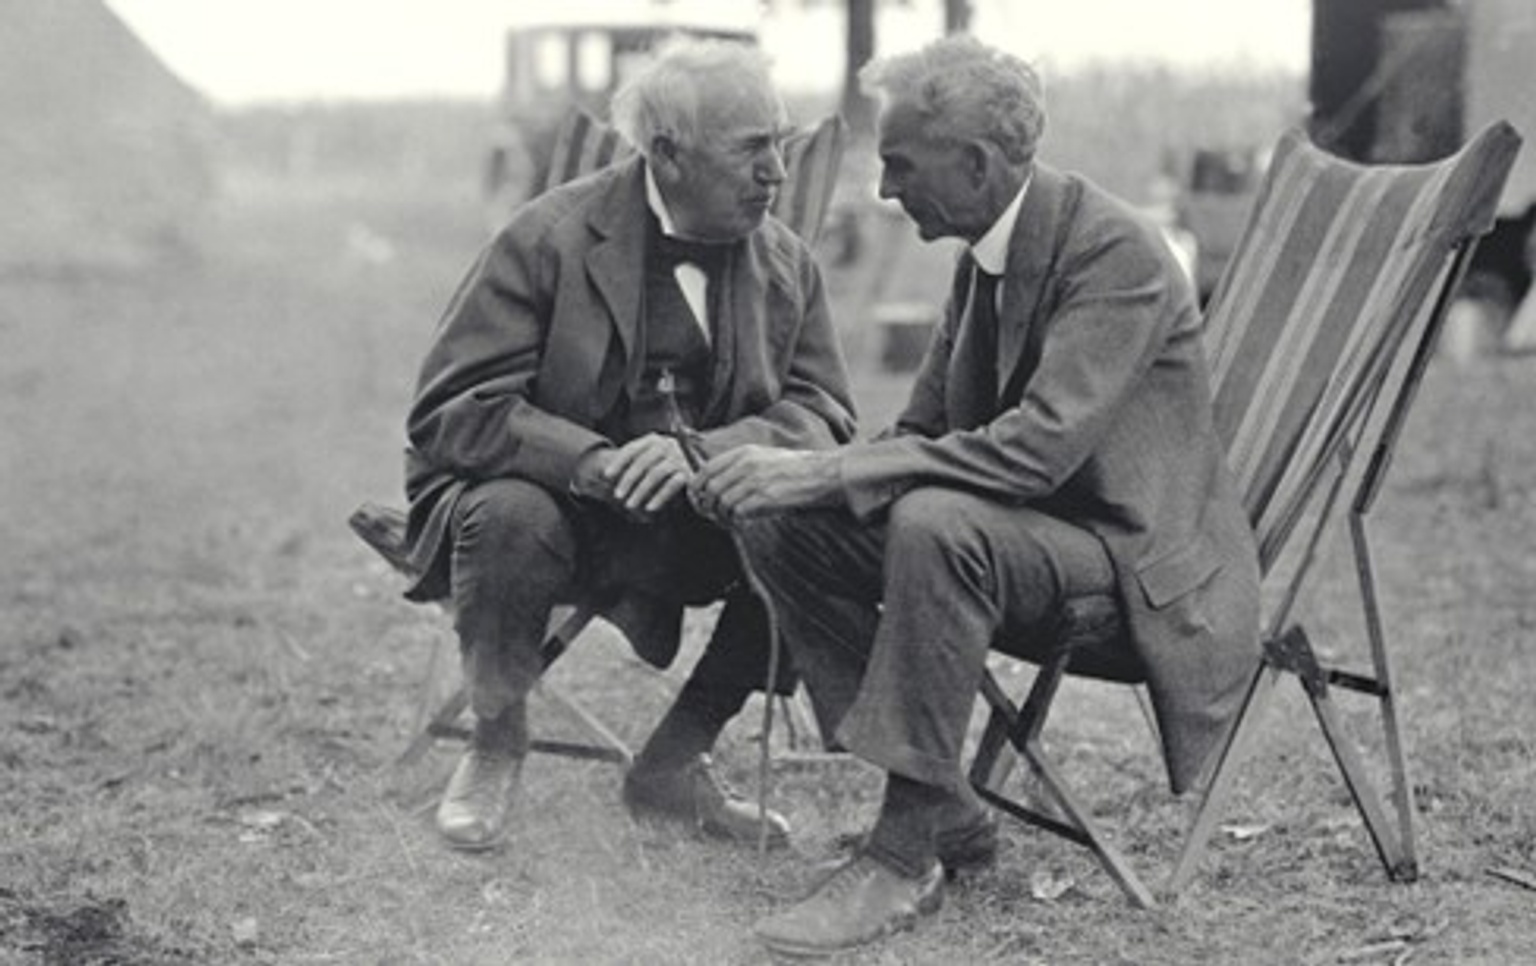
[351,108,847,770]
[968,121,1523,907]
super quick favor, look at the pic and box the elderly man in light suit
[693,35,1261,956]
[399,38,855,852]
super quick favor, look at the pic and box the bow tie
[654,233,730,273]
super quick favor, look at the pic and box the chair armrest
[348,502,420,580]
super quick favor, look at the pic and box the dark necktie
[971,268,1002,404]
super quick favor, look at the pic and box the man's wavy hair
[611,36,779,157]
[860,34,1046,165]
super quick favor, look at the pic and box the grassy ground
[3,162,1536,966]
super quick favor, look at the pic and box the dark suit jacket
[840,164,1261,794]
[400,156,857,603]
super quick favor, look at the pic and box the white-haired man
[399,37,855,852]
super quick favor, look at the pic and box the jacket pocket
[1136,533,1221,609]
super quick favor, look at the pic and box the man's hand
[690,445,842,523]
[573,434,692,517]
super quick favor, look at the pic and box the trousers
[448,476,780,719]
[736,486,1119,792]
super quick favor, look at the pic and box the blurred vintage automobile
[480,0,760,227]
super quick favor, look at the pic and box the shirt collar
[970,174,1031,275]
[645,164,681,236]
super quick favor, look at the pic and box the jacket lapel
[704,236,774,424]
[585,158,649,370]
[997,165,1072,402]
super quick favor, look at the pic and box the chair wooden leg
[396,679,468,769]
[970,670,1022,792]
[1306,682,1415,879]
[1166,660,1282,896]
[1269,623,1418,882]
[532,681,634,765]
[971,660,1157,908]
[1019,731,1157,909]
[1348,510,1419,879]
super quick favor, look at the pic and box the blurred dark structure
[1309,0,1536,313]
[840,0,877,139]
[1309,0,1462,164]
[0,0,216,273]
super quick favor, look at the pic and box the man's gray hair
[860,34,1045,165]
[611,36,777,156]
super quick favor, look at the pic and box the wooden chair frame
[968,122,1523,907]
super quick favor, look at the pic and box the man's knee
[735,510,847,586]
[454,478,574,567]
[886,488,984,558]
[885,487,1059,595]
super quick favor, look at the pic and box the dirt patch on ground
[0,888,204,965]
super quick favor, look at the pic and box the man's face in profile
[875,98,986,243]
[661,81,789,242]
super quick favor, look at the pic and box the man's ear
[963,140,991,188]
[650,134,682,180]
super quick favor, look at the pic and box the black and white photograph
[3,1,1534,962]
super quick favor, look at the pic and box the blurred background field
[4,2,1536,964]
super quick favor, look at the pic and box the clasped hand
[688,445,841,524]
[572,433,693,518]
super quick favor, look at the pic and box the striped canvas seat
[541,109,630,195]
[542,107,847,243]
[970,122,1522,907]
[1207,122,1520,569]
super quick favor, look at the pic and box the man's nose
[757,145,787,185]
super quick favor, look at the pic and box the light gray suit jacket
[400,156,857,602]
[839,164,1261,793]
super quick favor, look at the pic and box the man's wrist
[803,450,846,506]
[569,444,615,498]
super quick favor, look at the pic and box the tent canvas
[0,0,216,272]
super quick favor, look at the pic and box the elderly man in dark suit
[399,38,856,852]
[692,35,1261,956]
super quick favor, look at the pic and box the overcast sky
[104,0,1311,105]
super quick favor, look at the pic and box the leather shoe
[754,852,944,957]
[623,755,791,848]
[435,749,522,851]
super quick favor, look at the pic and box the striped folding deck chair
[541,109,631,196]
[968,121,1522,906]
[351,107,849,772]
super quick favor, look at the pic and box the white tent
[0,0,216,272]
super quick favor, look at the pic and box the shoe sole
[755,884,943,958]
[438,825,507,852]
[624,797,792,850]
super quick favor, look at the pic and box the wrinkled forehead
[696,73,787,133]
